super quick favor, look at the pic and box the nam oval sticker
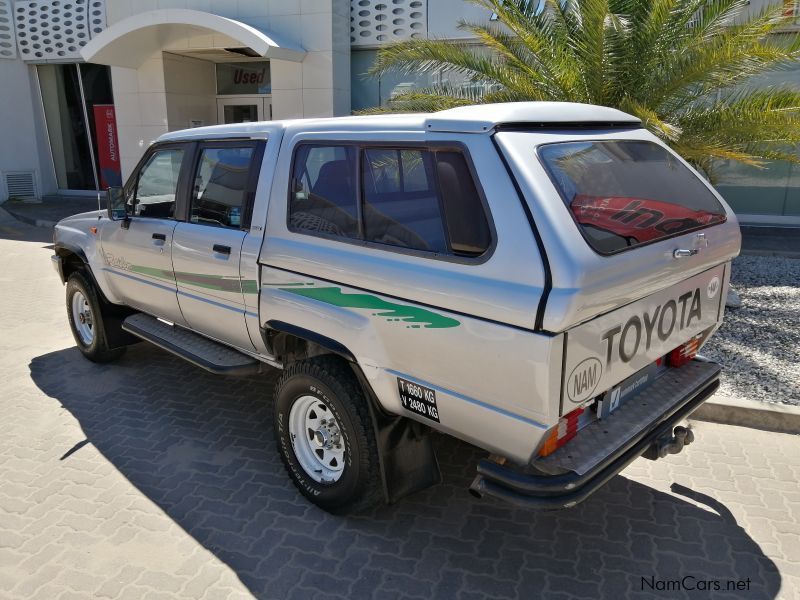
[567,357,603,404]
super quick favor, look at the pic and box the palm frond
[365,0,800,170]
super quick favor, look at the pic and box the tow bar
[642,425,694,460]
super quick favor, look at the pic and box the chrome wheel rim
[71,291,94,345]
[288,395,345,483]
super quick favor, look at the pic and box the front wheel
[66,272,125,363]
[274,357,382,514]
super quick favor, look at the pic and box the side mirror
[107,187,127,221]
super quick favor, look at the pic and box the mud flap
[351,365,442,504]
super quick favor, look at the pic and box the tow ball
[643,425,695,460]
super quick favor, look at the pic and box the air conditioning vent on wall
[4,171,38,200]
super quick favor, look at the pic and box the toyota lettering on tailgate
[601,287,702,367]
[563,266,726,407]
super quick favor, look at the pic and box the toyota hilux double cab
[52,102,741,513]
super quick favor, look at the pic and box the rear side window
[539,140,727,255]
[289,144,492,259]
[362,148,447,253]
[289,145,359,239]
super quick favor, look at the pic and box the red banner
[93,104,122,189]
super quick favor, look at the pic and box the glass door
[217,97,272,124]
[37,63,119,191]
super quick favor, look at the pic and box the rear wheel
[66,272,126,363]
[274,357,382,514]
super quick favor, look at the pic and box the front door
[171,140,265,351]
[100,144,189,325]
[217,97,271,124]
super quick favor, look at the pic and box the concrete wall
[101,0,351,176]
[163,52,217,131]
[110,55,170,180]
[105,0,350,120]
[0,61,53,202]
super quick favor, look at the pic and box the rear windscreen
[538,140,727,255]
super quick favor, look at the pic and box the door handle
[673,248,698,258]
[213,244,231,255]
[152,233,166,241]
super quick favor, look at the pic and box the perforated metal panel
[351,0,427,46]
[14,0,106,61]
[0,0,16,59]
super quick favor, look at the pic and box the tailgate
[561,263,727,414]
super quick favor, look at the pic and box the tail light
[668,334,702,368]
[539,406,585,457]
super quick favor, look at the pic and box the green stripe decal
[129,265,258,294]
[280,286,460,329]
[121,263,457,328]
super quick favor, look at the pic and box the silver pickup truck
[52,102,741,513]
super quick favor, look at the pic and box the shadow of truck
[29,344,782,599]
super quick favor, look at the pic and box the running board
[122,313,261,376]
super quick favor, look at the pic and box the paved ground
[1,216,799,600]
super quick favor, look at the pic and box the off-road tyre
[274,356,383,514]
[66,271,126,363]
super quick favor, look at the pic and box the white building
[0,0,797,224]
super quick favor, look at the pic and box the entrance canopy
[81,9,306,68]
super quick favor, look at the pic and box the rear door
[495,130,741,333]
[561,263,726,412]
[172,140,265,351]
[100,143,190,324]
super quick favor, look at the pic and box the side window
[190,146,256,229]
[288,143,492,259]
[435,151,492,256]
[134,148,184,218]
[361,148,448,253]
[289,145,359,239]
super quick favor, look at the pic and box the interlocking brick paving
[0,221,798,599]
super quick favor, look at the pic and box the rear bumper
[469,361,720,509]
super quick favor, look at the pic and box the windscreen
[538,140,727,254]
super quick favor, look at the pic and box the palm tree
[365,0,800,175]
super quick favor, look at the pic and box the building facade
[0,0,797,224]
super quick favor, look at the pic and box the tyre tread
[274,356,383,513]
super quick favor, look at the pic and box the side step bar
[122,313,261,376]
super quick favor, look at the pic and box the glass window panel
[79,63,119,189]
[134,148,184,219]
[713,63,800,217]
[37,64,96,190]
[539,140,727,254]
[361,148,448,253]
[436,151,491,256]
[216,62,271,95]
[289,145,359,238]
[190,146,255,228]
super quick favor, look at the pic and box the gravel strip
[702,255,800,406]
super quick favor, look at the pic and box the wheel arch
[54,243,91,284]
[263,319,357,365]
[57,243,136,349]
[264,320,442,504]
